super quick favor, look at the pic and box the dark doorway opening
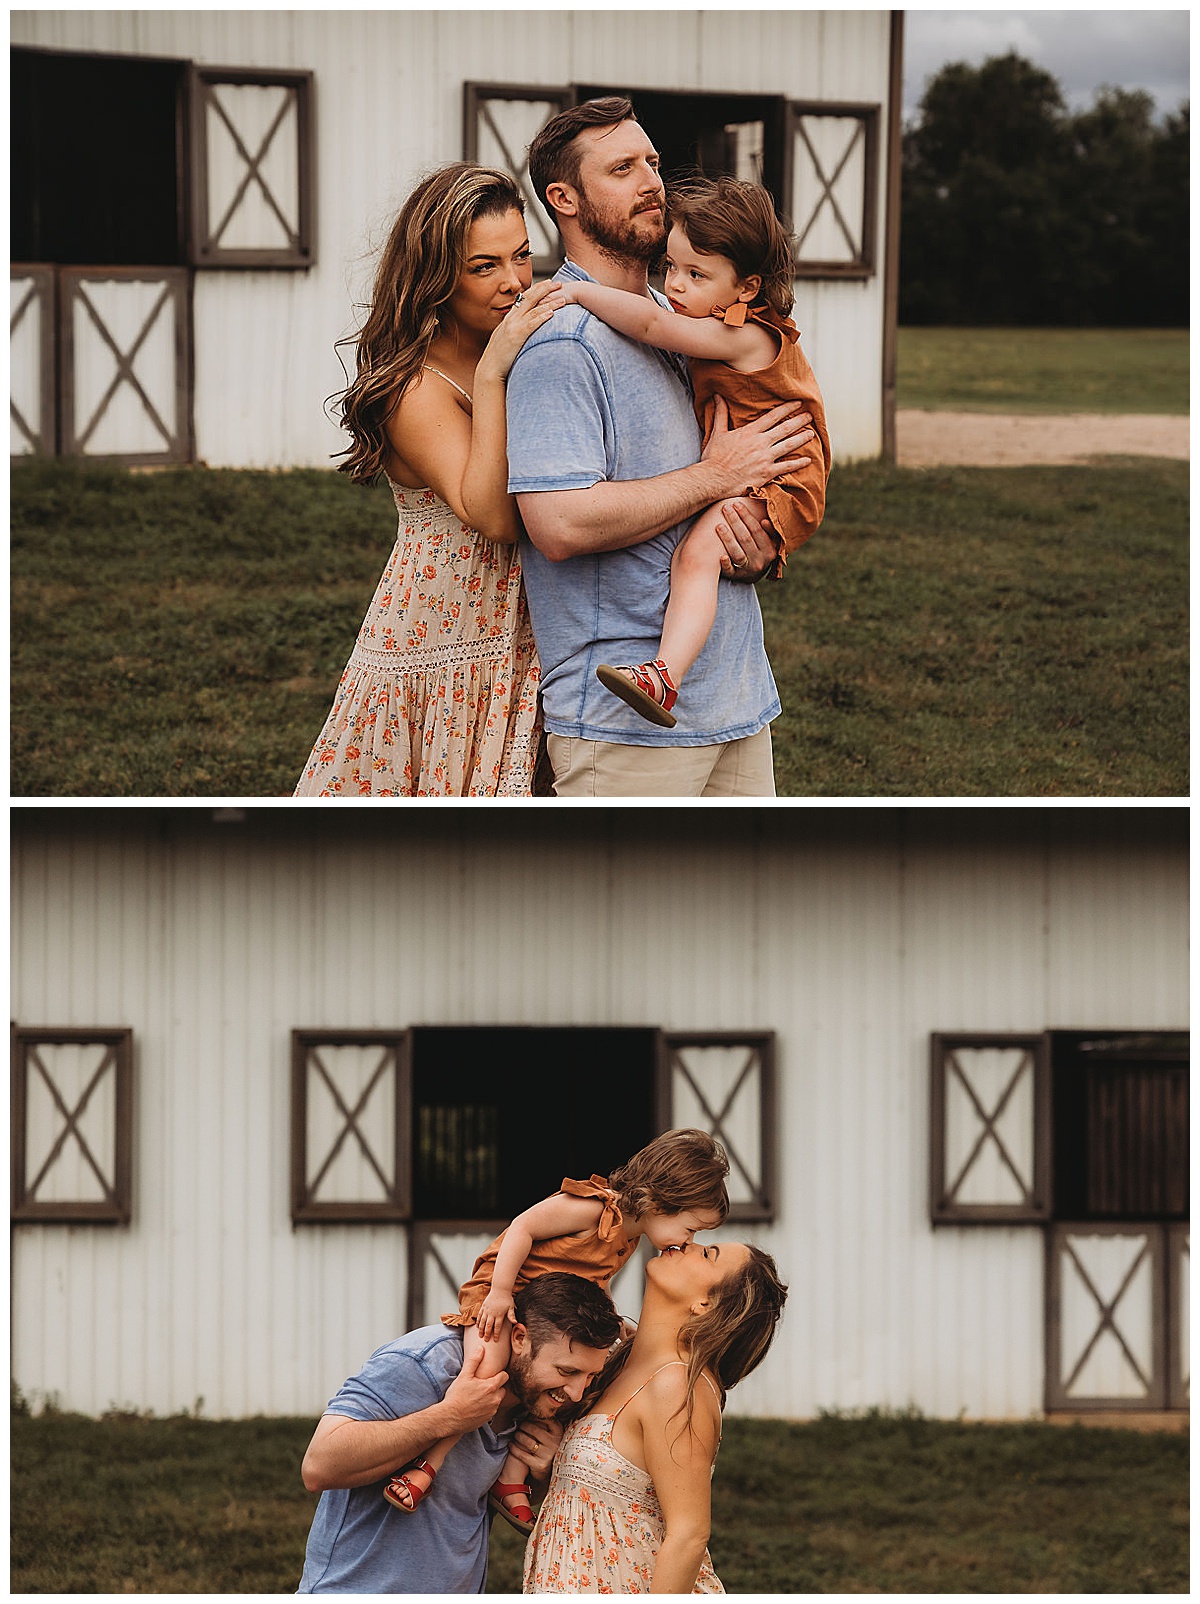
[411,1026,657,1219]
[12,47,186,265]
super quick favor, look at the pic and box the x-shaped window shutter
[657,1032,777,1221]
[11,1028,134,1223]
[1046,1224,1167,1410]
[787,101,879,279]
[291,1031,412,1222]
[406,1220,506,1331]
[57,268,192,465]
[10,266,55,457]
[189,67,315,268]
[930,1034,1050,1223]
[464,84,573,273]
[1167,1226,1188,1409]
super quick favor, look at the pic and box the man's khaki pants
[546,726,776,798]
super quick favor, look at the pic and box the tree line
[901,52,1188,326]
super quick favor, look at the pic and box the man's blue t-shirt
[297,1326,513,1595]
[505,260,780,747]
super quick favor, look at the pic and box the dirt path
[896,410,1189,467]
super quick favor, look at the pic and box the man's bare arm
[301,1344,508,1492]
[519,399,815,562]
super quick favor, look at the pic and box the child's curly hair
[609,1128,730,1223]
[668,175,795,318]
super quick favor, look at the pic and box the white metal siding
[11,810,1186,1421]
[11,9,892,464]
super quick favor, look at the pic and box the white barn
[10,9,902,468]
[10,806,1188,1425]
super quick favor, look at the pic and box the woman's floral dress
[523,1397,724,1595]
[294,480,540,797]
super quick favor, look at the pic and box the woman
[524,1240,787,1593]
[295,165,564,796]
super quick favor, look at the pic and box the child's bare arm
[563,280,773,366]
[478,1193,607,1338]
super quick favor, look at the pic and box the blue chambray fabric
[505,261,780,747]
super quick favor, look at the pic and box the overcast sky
[902,9,1190,122]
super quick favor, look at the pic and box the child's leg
[658,503,727,686]
[386,1324,511,1507]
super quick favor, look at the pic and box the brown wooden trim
[880,9,904,462]
[57,267,193,465]
[10,264,57,457]
[1045,1222,1167,1412]
[188,66,316,269]
[290,1029,413,1223]
[463,82,573,274]
[1166,1223,1189,1410]
[11,1027,134,1224]
[658,1031,777,1222]
[786,99,881,279]
[930,1032,1050,1225]
[407,1218,507,1331]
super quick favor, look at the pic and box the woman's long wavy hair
[333,164,526,483]
[571,1245,788,1443]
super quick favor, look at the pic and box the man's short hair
[527,96,636,216]
[513,1272,621,1353]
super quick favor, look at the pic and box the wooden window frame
[1166,1223,1189,1410]
[1045,1221,1169,1412]
[786,100,880,280]
[406,1217,507,1332]
[57,266,194,465]
[463,83,574,274]
[10,264,57,457]
[187,65,316,269]
[929,1032,1052,1225]
[11,1026,134,1224]
[655,1030,778,1223]
[290,1029,412,1224]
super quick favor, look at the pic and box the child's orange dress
[442,1176,636,1327]
[689,305,832,579]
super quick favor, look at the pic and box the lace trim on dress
[348,633,522,674]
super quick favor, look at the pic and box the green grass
[897,327,1189,414]
[11,456,1188,797]
[11,1408,1188,1593]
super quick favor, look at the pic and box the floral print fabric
[523,1413,724,1594]
[294,481,540,796]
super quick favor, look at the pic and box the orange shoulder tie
[718,302,747,327]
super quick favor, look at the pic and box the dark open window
[12,47,188,267]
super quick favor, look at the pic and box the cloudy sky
[903,9,1190,121]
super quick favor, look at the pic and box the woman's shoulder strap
[421,364,473,406]
[610,1361,687,1422]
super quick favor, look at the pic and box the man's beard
[506,1350,560,1417]
[576,189,666,265]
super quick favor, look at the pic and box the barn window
[657,1032,777,1222]
[187,66,316,268]
[10,45,315,463]
[464,82,879,281]
[11,1027,134,1224]
[290,1031,412,1223]
[931,1028,1188,1414]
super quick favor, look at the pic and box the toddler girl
[560,175,831,727]
[383,1127,729,1531]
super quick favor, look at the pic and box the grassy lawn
[11,456,1188,797]
[11,1408,1188,1593]
[897,327,1189,414]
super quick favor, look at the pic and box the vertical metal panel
[11,811,1187,1420]
[10,10,893,465]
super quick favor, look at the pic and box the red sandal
[487,1478,535,1533]
[596,658,679,728]
[383,1457,437,1511]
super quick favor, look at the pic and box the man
[505,97,818,797]
[297,1273,620,1593]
